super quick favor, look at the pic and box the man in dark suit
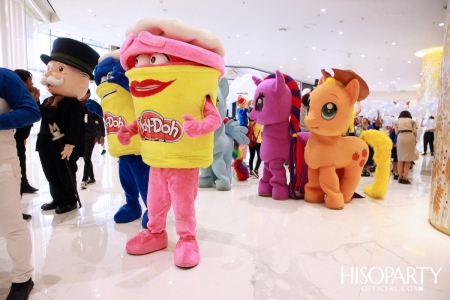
[37,37,99,214]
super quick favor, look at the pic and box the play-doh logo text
[138,110,183,142]
[104,112,127,134]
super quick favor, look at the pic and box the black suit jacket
[36,97,85,158]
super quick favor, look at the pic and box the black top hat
[40,37,100,80]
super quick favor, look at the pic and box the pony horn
[252,76,263,86]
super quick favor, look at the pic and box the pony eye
[321,102,337,120]
[255,94,264,111]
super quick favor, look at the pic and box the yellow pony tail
[360,130,393,199]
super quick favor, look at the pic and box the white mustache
[40,75,64,87]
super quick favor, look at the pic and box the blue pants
[119,155,150,207]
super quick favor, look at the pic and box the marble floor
[0,136,448,300]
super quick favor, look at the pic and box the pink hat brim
[120,32,225,75]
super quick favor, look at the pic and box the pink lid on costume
[120,31,225,75]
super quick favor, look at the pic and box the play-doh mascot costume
[249,70,301,200]
[304,69,392,210]
[118,18,224,268]
[94,51,150,227]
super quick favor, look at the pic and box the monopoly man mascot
[118,17,224,268]
[38,38,99,214]
[94,51,150,227]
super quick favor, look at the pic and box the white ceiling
[39,0,447,92]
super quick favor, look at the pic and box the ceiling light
[88,9,93,13]
[293,58,297,60]
[246,51,249,54]
[280,66,283,68]
[380,69,383,71]
[103,24,115,29]
[308,76,310,78]
[236,34,240,37]
[408,60,411,63]
[312,47,316,50]
[321,8,326,12]
[379,82,381,84]
[338,64,341,66]
[398,78,400,80]
[237,61,240,63]
[392,42,396,45]
[339,32,343,34]
[362,54,365,57]
[413,84,421,88]
[439,23,445,26]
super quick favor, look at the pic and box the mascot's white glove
[61,144,75,160]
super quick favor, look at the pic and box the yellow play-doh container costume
[126,65,220,168]
[97,83,141,158]
[119,17,225,268]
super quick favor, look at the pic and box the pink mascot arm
[183,97,222,138]
[118,120,139,145]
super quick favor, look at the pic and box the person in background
[96,120,107,155]
[395,110,418,184]
[0,67,41,300]
[236,95,249,127]
[421,115,436,156]
[79,89,105,189]
[13,70,40,196]
[248,118,262,178]
[389,126,399,179]
[300,88,311,132]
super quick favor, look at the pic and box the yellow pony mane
[324,77,345,87]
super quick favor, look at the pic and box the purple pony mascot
[249,70,304,200]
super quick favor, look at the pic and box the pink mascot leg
[126,167,169,255]
[168,168,200,268]
[268,158,289,200]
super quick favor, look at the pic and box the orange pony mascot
[304,69,392,209]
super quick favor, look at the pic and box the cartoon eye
[150,53,170,65]
[106,71,114,80]
[216,97,219,103]
[321,102,337,120]
[58,66,65,73]
[100,76,107,83]
[255,93,264,111]
[135,54,151,67]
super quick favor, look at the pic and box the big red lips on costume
[130,79,175,97]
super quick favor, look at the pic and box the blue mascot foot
[215,178,231,191]
[114,203,142,223]
[199,176,213,188]
[141,209,149,228]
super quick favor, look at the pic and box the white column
[0,0,27,69]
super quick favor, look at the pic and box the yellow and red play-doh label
[126,65,220,168]
[97,82,141,158]
[138,110,183,142]
[104,112,127,134]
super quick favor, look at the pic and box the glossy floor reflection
[0,137,448,300]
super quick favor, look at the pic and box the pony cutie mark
[304,69,392,210]
[248,70,301,200]
[117,17,224,268]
